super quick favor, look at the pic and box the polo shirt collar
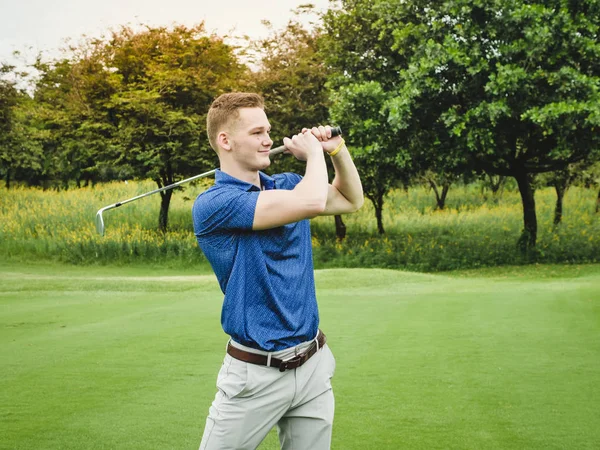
[215,169,276,192]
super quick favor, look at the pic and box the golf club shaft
[96,126,342,235]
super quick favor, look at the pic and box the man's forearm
[330,144,364,209]
[294,151,329,213]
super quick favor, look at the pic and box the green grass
[2,263,599,449]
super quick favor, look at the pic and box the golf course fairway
[1,263,599,449]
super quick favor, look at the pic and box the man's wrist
[329,139,345,157]
[306,147,326,161]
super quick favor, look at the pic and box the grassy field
[0,180,598,269]
[2,262,599,449]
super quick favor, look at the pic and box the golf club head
[95,210,105,236]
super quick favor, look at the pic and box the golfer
[192,92,363,450]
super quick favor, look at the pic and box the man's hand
[302,126,343,154]
[283,130,323,161]
[254,130,329,230]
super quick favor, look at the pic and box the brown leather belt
[227,331,326,372]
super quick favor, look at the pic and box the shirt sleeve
[192,188,259,236]
[276,172,303,189]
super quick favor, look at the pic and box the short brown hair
[206,93,265,152]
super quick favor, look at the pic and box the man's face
[228,107,273,171]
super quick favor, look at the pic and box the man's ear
[217,131,232,152]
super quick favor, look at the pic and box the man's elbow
[350,195,365,213]
[307,198,328,216]
[336,196,364,215]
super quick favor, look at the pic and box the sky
[0,0,332,66]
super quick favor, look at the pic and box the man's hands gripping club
[252,125,363,231]
[282,126,343,160]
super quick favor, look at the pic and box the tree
[481,173,507,203]
[323,0,600,253]
[421,171,456,211]
[252,10,351,238]
[321,0,414,235]
[539,162,588,225]
[578,160,600,214]
[0,64,20,187]
[328,82,409,234]
[100,24,246,231]
[29,24,246,229]
[0,63,44,188]
[30,56,116,189]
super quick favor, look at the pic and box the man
[192,92,363,450]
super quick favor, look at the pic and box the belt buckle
[279,354,304,372]
[278,338,322,372]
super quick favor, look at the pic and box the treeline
[1,1,599,254]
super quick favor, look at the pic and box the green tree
[252,10,352,238]
[29,24,245,229]
[0,64,20,187]
[329,82,409,234]
[103,24,245,231]
[253,12,330,149]
[0,63,44,188]
[578,160,600,214]
[539,160,595,225]
[323,0,600,252]
[30,56,116,189]
[480,173,508,204]
[321,3,419,234]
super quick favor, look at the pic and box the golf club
[95,126,342,236]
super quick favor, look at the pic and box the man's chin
[258,156,272,170]
[258,152,271,170]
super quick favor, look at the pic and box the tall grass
[1,180,598,270]
[312,183,600,270]
[0,180,205,267]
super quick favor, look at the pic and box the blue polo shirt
[192,169,319,352]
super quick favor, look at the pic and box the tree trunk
[488,174,506,203]
[4,169,10,189]
[369,192,385,234]
[375,203,384,234]
[159,189,173,232]
[514,171,537,253]
[334,215,346,240]
[596,188,600,214]
[428,178,450,210]
[439,182,450,210]
[553,181,568,225]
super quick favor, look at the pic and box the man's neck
[220,161,261,188]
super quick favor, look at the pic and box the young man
[192,93,363,450]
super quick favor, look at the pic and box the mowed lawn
[1,263,599,450]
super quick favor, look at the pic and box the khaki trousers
[199,340,336,450]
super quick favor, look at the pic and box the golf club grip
[269,126,343,157]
